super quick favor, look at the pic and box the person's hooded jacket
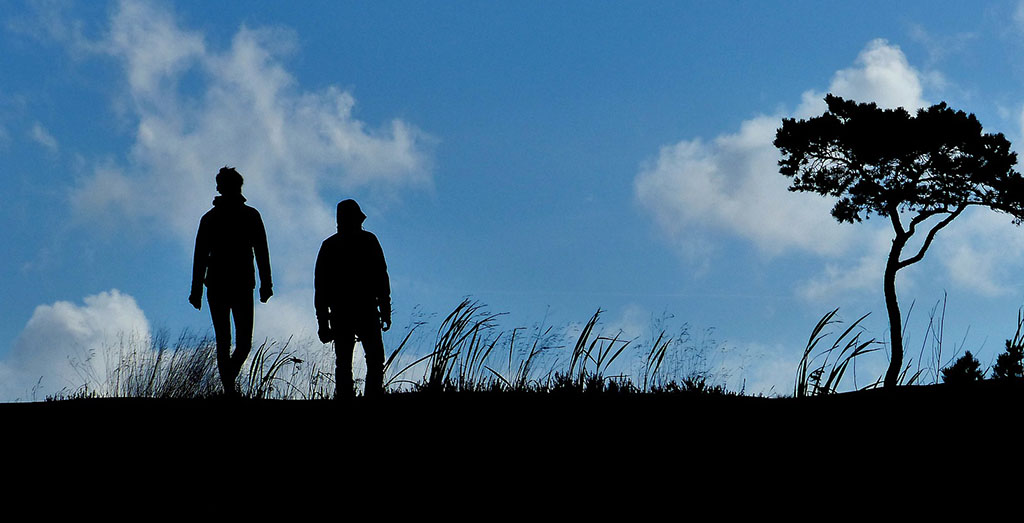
[314,199,391,328]
[191,194,273,297]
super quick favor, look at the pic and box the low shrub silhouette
[992,342,1023,380]
[941,351,985,385]
[992,310,1024,380]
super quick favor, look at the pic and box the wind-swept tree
[775,95,1024,388]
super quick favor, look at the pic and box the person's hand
[189,293,202,310]
[318,327,333,344]
[259,286,273,303]
[317,316,332,343]
[318,319,333,343]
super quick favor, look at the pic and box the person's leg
[206,288,235,395]
[357,323,385,398]
[334,324,356,399]
[228,289,255,390]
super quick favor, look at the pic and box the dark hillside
[6,380,1021,455]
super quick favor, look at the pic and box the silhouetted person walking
[190,166,273,397]
[315,199,391,399]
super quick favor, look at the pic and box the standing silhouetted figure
[315,199,391,399]
[190,166,273,397]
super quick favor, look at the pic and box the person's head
[337,199,366,231]
[216,166,243,195]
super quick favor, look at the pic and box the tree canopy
[776,94,1024,226]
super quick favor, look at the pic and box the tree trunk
[883,234,908,388]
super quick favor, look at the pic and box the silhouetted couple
[189,167,390,399]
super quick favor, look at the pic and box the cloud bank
[29,122,58,152]
[0,290,150,401]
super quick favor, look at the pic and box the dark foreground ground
[5,380,1021,498]
[5,380,1020,447]
[9,386,1009,511]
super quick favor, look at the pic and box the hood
[337,199,366,231]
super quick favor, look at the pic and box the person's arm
[253,210,273,303]
[189,216,209,310]
[372,235,391,332]
[313,241,333,343]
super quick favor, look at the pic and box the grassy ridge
[10,300,1018,496]
[44,299,741,401]
[29,296,1014,402]
[19,298,1024,431]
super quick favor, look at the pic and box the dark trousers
[207,286,254,395]
[333,319,385,398]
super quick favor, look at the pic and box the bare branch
[905,209,940,238]
[898,206,964,269]
[888,205,906,237]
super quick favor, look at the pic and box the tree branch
[905,209,940,238]
[898,206,965,269]
[815,152,855,167]
[888,205,906,237]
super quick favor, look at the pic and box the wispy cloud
[1015,0,1024,33]
[29,121,58,152]
[908,23,976,68]
[66,0,433,281]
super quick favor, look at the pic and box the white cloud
[0,290,150,401]
[30,122,58,152]
[635,115,853,259]
[102,0,205,104]
[0,288,342,401]
[728,342,800,397]
[602,303,650,341]
[68,0,433,290]
[253,288,317,346]
[822,39,927,112]
[636,39,933,301]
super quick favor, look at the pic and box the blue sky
[4,0,1024,400]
